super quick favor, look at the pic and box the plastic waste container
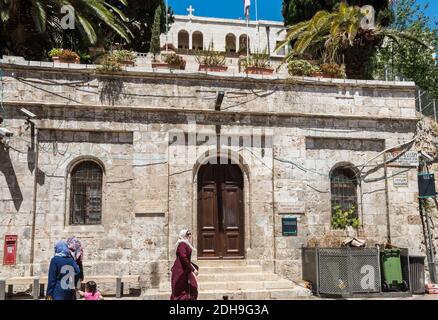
[381,248,409,291]
[409,256,426,294]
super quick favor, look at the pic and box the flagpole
[165,0,169,52]
[246,15,249,66]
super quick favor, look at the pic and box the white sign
[393,172,409,187]
[277,202,305,214]
[387,150,418,167]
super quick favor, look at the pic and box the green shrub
[111,50,136,62]
[96,55,122,72]
[320,63,346,78]
[288,59,319,76]
[163,53,186,68]
[48,48,63,58]
[331,205,360,230]
[239,51,271,69]
[195,43,226,67]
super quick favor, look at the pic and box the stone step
[143,287,312,300]
[196,260,249,267]
[198,273,280,282]
[199,280,295,291]
[199,265,263,274]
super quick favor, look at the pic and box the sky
[167,0,438,23]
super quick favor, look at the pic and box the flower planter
[245,66,274,75]
[51,56,80,64]
[152,62,185,70]
[119,60,135,67]
[198,65,228,72]
[313,72,335,78]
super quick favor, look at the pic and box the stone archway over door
[197,158,244,259]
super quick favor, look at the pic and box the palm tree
[276,2,427,79]
[0,0,132,59]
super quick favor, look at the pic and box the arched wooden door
[197,158,244,259]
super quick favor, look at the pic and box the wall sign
[393,172,409,187]
[418,173,436,198]
[277,202,305,214]
[387,150,419,167]
[282,217,297,236]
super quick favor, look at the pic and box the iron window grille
[70,161,103,225]
[330,166,358,217]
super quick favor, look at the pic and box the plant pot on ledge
[313,72,335,78]
[51,56,80,64]
[198,65,228,72]
[152,62,185,70]
[119,60,135,67]
[245,66,274,75]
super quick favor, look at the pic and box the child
[78,281,104,300]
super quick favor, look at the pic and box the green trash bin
[381,249,409,292]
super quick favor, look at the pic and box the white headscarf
[175,229,196,253]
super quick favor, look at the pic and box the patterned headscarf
[54,240,70,257]
[67,236,83,261]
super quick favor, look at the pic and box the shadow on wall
[0,145,23,211]
[150,261,160,288]
[99,78,125,106]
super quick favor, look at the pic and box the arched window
[330,165,358,215]
[239,34,250,54]
[70,161,103,225]
[178,30,189,49]
[225,34,236,53]
[192,31,204,50]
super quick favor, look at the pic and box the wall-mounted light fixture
[215,91,225,110]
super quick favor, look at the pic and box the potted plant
[112,50,136,67]
[314,63,346,79]
[288,59,320,77]
[48,48,80,64]
[152,53,186,70]
[96,55,122,73]
[195,43,228,72]
[240,51,273,75]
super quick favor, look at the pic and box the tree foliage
[370,0,438,96]
[150,4,162,57]
[282,0,392,26]
[277,2,426,79]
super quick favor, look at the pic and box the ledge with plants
[48,49,80,64]
[240,51,274,75]
[195,43,228,72]
[111,50,136,67]
[152,53,186,70]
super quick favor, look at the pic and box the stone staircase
[143,260,312,300]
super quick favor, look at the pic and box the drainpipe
[383,152,391,244]
[271,143,277,273]
[29,124,38,276]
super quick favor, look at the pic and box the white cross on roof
[187,5,195,17]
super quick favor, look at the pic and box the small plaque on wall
[393,172,409,187]
[282,216,297,236]
[277,202,305,214]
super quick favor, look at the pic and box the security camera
[0,127,13,138]
[20,108,36,119]
[420,151,435,162]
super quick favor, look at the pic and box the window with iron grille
[330,166,358,216]
[70,161,103,225]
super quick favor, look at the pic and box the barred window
[70,161,103,225]
[330,165,358,216]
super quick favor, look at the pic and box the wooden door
[197,160,244,258]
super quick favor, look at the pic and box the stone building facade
[0,56,425,295]
[160,10,288,57]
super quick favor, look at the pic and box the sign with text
[393,172,409,187]
[387,150,418,167]
[277,202,305,214]
[282,217,297,236]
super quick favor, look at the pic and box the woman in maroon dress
[170,229,199,300]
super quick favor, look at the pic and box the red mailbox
[3,235,18,265]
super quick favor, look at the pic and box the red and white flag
[244,0,251,18]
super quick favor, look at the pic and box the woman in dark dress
[170,229,199,300]
[46,240,80,300]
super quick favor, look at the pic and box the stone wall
[0,62,423,289]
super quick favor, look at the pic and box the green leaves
[331,205,360,230]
